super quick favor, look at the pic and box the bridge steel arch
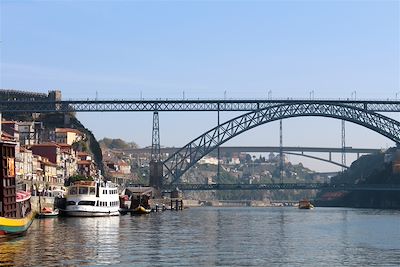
[162,102,400,185]
[283,152,348,169]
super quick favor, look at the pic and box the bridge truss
[163,183,400,191]
[162,102,400,185]
[2,99,400,112]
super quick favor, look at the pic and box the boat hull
[0,211,35,238]
[62,211,119,217]
[62,209,119,217]
[131,206,151,215]
[37,211,59,219]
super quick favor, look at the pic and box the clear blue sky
[1,0,399,171]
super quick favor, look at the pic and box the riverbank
[315,190,400,209]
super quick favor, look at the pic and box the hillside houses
[0,119,97,195]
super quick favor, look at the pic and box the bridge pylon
[149,111,163,189]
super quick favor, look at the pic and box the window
[66,201,76,206]
[78,201,95,206]
[69,187,77,195]
[79,187,89,195]
[89,187,96,195]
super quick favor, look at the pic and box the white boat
[63,180,120,217]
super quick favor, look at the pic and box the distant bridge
[163,183,400,191]
[126,146,380,155]
[127,146,381,169]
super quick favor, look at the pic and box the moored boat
[36,207,59,218]
[131,205,151,215]
[1,140,34,239]
[0,191,35,238]
[63,180,120,217]
[298,199,314,209]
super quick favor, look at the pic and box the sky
[1,0,399,172]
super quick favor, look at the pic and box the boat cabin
[66,181,119,208]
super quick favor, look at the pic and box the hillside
[315,148,400,208]
[3,112,104,174]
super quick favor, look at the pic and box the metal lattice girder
[151,111,161,161]
[2,99,400,112]
[163,103,400,184]
[162,183,400,191]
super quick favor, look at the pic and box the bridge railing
[2,99,400,112]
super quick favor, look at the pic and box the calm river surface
[1,207,399,266]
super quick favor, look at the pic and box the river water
[1,207,399,266]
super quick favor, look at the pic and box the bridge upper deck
[1,99,400,112]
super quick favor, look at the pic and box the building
[15,147,33,189]
[40,158,59,189]
[30,143,61,165]
[1,121,20,153]
[58,144,78,180]
[18,121,43,145]
[229,157,241,165]
[198,156,219,165]
[55,128,84,145]
[0,140,18,217]
[77,152,97,177]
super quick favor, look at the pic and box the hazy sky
[1,0,399,171]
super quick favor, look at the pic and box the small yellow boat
[0,211,35,238]
[131,205,151,215]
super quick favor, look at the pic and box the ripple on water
[1,207,399,266]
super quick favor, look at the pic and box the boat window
[89,187,96,195]
[69,187,77,195]
[66,201,76,206]
[78,201,95,206]
[79,187,89,195]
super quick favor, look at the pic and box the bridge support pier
[149,111,163,189]
[149,160,163,189]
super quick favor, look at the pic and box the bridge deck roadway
[2,99,400,112]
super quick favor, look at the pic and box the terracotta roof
[42,161,57,167]
[1,132,16,141]
[31,143,60,148]
[19,147,32,153]
[57,143,72,147]
[55,128,83,135]
[77,152,90,156]
[78,160,91,165]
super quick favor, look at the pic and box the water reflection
[0,208,399,266]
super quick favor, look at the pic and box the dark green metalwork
[163,103,400,185]
[163,183,400,191]
[2,99,400,112]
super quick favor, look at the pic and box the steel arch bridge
[282,152,348,169]
[162,102,400,185]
